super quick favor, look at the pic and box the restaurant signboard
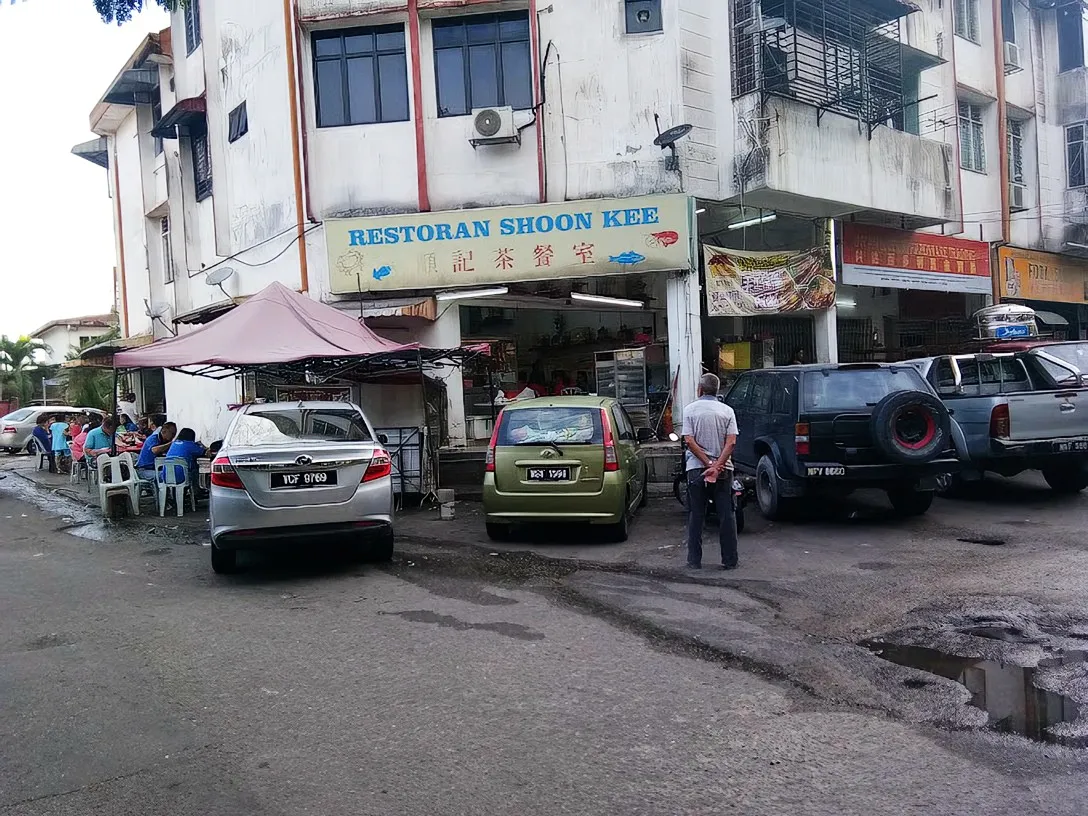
[998,246,1088,305]
[842,224,991,294]
[325,195,693,294]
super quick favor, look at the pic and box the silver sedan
[207,401,394,574]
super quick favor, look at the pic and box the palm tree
[0,335,50,405]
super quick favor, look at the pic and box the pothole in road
[957,537,1007,546]
[865,640,1087,747]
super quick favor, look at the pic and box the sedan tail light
[2,426,16,435]
[362,450,392,483]
[210,456,245,489]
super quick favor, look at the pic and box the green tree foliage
[0,336,49,405]
[93,0,184,25]
[63,331,121,411]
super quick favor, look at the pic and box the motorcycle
[669,433,747,533]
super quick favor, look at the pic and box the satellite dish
[143,300,177,336]
[145,301,171,319]
[653,124,693,149]
[206,266,235,287]
[206,266,236,300]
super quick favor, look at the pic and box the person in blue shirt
[119,413,138,433]
[84,418,117,463]
[49,414,72,473]
[160,427,206,484]
[31,416,56,473]
[136,420,176,481]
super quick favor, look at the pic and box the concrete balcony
[730,95,959,227]
[1057,68,1088,126]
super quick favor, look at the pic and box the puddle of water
[865,641,1085,746]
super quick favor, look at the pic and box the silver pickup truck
[906,342,1088,493]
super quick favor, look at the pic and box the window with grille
[1008,120,1024,184]
[312,26,409,127]
[432,12,532,118]
[191,129,213,201]
[959,102,986,173]
[161,217,174,284]
[184,0,201,54]
[954,0,980,43]
[1068,124,1087,188]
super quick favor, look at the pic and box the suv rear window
[229,408,372,446]
[497,406,603,445]
[2,408,34,422]
[803,368,928,413]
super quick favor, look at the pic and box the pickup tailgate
[1008,389,1088,441]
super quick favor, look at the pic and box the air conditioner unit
[470,106,517,145]
[1003,41,1021,72]
[1009,182,1027,211]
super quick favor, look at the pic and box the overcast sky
[0,0,167,338]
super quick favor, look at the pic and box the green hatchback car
[482,396,652,542]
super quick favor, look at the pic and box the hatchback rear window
[2,409,34,422]
[803,368,928,412]
[229,408,372,446]
[497,407,603,445]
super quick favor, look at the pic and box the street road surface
[2,487,1087,815]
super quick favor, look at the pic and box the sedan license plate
[807,465,846,477]
[1054,440,1088,453]
[270,470,337,489]
[526,467,571,482]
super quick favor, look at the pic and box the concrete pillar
[666,268,702,423]
[815,305,839,364]
[420,303,466,446]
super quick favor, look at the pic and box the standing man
[118,392,140,425]
[682,373,739,570]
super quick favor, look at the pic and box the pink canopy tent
[114,281,420,372]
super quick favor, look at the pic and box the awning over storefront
[67,334,154,368]
[151,96,207,139]
[359,296,438,320]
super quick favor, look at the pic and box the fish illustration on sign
[609,251,646,266]
[646,231,680,248]
[373,265,392,281]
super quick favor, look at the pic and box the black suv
[723,363,961,519]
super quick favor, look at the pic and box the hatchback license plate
[526,467,571,482]
[807,465,846,477]
[271,471,337,489]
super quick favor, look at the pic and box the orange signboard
[998,246,1088,305]
[842,224,991,293]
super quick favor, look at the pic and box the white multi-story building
[30,314,117,366]
[74,0,1088,446]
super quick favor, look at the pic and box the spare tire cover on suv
[870,390,950,464]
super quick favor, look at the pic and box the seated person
[31,417,56,473]
[160,427,207,483]
[68,415,84,441]
[136,420,177,481]
[136,416,151,438]
[119,413,138,433]
[84,418,118,463]
[70,418,99,464]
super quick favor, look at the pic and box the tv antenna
[653,114,693,161]
[205,266,236,299]
[144,300,176,336]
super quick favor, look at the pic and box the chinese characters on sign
[841,224,991,294]
[324,195,692,294]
